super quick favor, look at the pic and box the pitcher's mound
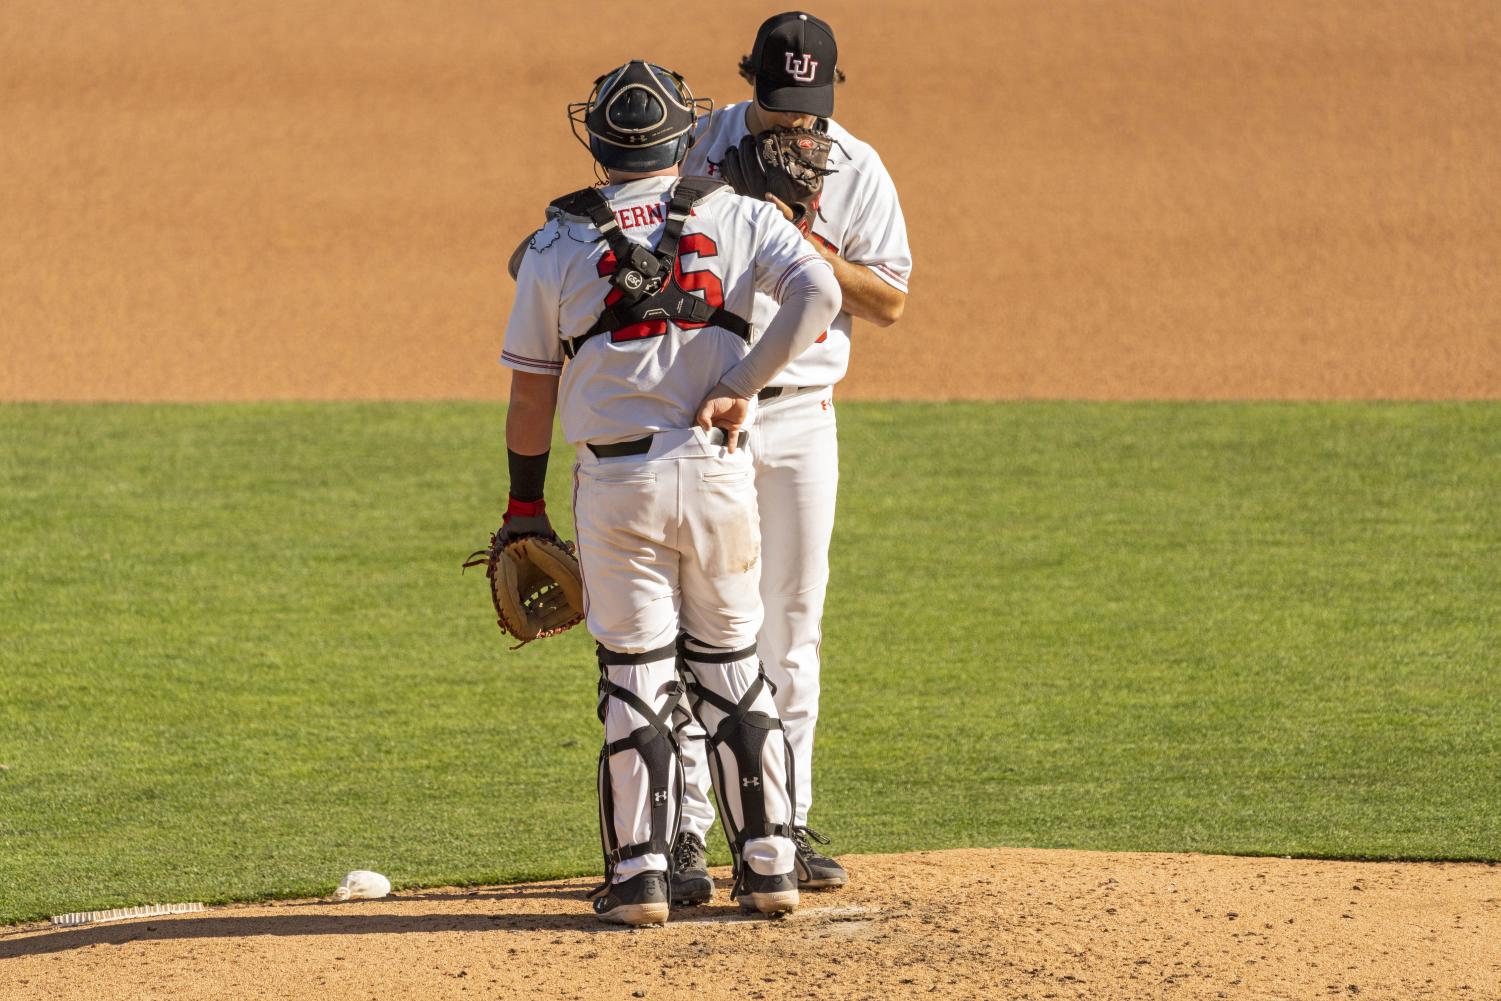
[2,847,1496,999]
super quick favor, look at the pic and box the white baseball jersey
[682,102,913,389]
[501,176,822,446]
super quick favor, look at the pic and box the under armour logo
[785,53,818,83]
[652,790,669,805]
[741,776,761,789]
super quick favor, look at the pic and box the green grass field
[2,402,1498,925]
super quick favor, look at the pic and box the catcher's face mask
[567,61,711,174]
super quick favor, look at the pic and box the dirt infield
[1,0,1498,401]
[4,849,1498,1000]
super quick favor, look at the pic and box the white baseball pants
[575,427,796,881]
[678,387,838,837]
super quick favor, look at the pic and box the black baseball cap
[748,12,837,118]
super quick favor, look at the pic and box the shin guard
[594,642,684,888]
[676,635,797,895]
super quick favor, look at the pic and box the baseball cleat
[669,832,714,905]
[735,869,799,915]
[590,871,670,926]
[793,826,848,889]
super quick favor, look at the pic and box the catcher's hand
[719,128,836,236]
[696,383,749,453]
[464,513,584,649]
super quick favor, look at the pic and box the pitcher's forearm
[817,244,906,327]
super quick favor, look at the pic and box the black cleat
[590,871,670,926]
[794,827,848,889]
[734,868,799,915]
[670,832,713,905]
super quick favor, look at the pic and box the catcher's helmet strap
[551,180,751,360]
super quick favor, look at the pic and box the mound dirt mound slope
[2,848,1497,1000]
[2,0,1498,402]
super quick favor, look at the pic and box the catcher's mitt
[719,128,836,236]
[464,531,585,648]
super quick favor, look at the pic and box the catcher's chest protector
[551,178,752,359]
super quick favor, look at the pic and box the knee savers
[595,642,684,883]
[676,636,797,859]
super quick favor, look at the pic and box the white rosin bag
[334,870,391,900]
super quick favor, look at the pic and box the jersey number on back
[595,234,726,344]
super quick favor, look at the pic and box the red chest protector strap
[552,178,752,360]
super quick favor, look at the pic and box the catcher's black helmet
[568,61,711,173]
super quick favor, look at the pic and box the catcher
[476,59,842,927]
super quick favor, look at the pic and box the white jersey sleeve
[749,200,829,303]
[839,149,912,294]
[499,222,566,377]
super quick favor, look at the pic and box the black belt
[587,428,748,459]
[757,385,820,402]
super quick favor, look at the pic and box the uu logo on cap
[785,52,819,83]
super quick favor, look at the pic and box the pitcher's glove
[719,127,837,236]
[464,501,584,649]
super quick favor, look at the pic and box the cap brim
[755,79,833,118]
